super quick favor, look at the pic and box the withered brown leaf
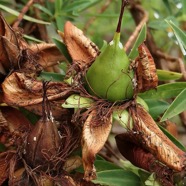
[136,43,158,92]
[130,105,186,171]
[62,21,100,70]
[0,151,16,185]
[82,110,112,181]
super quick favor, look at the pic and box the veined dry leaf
[0,14,20,71]
[62,21,100,69]
[30,43,66,68]
[0,106,32,148]
[2,71,73,107]
[130,105,186,171]
[136,43,158,92]
[82,110,112,181]
[0,150,16,185]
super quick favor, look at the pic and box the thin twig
[13,0,35,29]
[124,4,148,51]
[83,0,113,33]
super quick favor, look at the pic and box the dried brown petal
[136,43,158,92]
[30,43,66,68]
[130,105,186,171]
[2,72,73,107]
[62,21,100,69]
[0,150,16,185]
[82,110,112,181]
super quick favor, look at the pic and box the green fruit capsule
[86,0,134,102]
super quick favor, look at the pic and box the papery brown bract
[0,151,16,185]
[136,43,158,92]
[130,105,186,171]
[62,21,100,70]
[82,110,112,181]
[2,72,74,118]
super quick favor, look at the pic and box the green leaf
[62,94,94,108]
[53,38,72,63]
[38,71,65,82]
[128,24,147,60]
[158,124,186,151]
[33,4,53,17]
[165,19,186,55]
[161,88,186,121]
[0,4,50,24]
[145,100,169,120]
[93,169,140,186]
[23,34,43,43]
[157,69,182,81]
[94,160,122,172]
[139,82,186,100]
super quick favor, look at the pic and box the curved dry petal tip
[82,110,112,181]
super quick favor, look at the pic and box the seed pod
[136,43,158,92]
[25,82,60,171]
[86,0,134,102]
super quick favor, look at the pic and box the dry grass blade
[82,110,112,181]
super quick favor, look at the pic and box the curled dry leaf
[82,110,112,181]
[30,43,66,68]
[62,21,100,70]
[0,106,32,148]
[130,105,186,171]
[2,72,74,117]
[136,43,158,92]
[0,150,16,185]
[115,133,175,186]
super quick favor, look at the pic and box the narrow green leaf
[162,0,172,14]
[157,69,182,81]
[139,82,186,100]
[62,94,94,108]
[145,100,169,120]
[94,160,122,172]
[128,24,146,60]
[93,169,140,186]
[38,71,65,82]
[161,88,186,121]
[53,38,72,63]
[23,34,43,43]
[0,4,50,24]
[33,4,53,17]
[158,124,186,151]
[165,19,186,55]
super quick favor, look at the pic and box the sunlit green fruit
[86,33,134,102]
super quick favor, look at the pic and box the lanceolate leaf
[128,24,147,60]
[161,88,186,121]
[53,38,72,63]
[0,4,50,25]
[93,169,140,186]
[139,82,186,100]
[157,69,182,81]
[145,100,169,120]
[166,19,186,55]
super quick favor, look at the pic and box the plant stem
[116,0,129,33]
